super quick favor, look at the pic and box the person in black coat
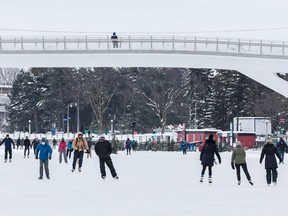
[0,134,15,162]
[276,137,287,163]
[23,136,31,158]
[111,32,118,48]
[260,138,282,186]
[200,134,221,184]
[95,136,118,180]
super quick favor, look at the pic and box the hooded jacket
[95,139,113,159]
[36,143,53,161]
[260,143,281,169]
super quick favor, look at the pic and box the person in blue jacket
[180,141,188,155]
[35,137,53,180]
[0,134,15,163]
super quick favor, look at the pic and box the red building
[218,131,256,149]
[177,129,220,149]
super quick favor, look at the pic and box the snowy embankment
[0,148,286,216]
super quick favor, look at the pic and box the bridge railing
[0,35,288,57]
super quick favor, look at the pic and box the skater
[52,138,57,149]
[260,138,282,186]
[35,137,53,180]
[87,137,93,158]
[23,136,31,158]
[20,137,24,149]
[111,32,118,48]
[32,137,40,155]
[180,140,188,155]
[66,140,73,159]
[58,138,68,163]
[95,136,118,180]
[231,141,253,186]
[16,137,21,150]
[125,138,131,155]
[276,137,287,163]
[199,134,221,184]
[0,134,15,162]
[71,132,89,172]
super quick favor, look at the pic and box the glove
[85,149,90,154]
[13,146,15,149]
[35,156,38,160]
[231,163,235,170]
[49,156,52,160]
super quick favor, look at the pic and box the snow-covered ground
[0,147,286,216]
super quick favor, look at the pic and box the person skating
[125,138,131,155]
[23,136,31,158]
[260,138,282,186]
[231,141,253,186]
[66,140,73,159]
[16,137,21,150]
[199,134,221,184]
[32,137,40,155]
[71,132,89,172]
[95,136,118,180]
[58,138,68,164]
[0,134,16,162]
[35,137,53,180]
[276,137,287,163]
[180,140,188,155]
[52,138,57,149]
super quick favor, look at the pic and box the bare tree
[138,68,185,134]
[84,68,119,134]
[0,68,20,85]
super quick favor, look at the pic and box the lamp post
[28,120,31,136]
[67,102,77,138]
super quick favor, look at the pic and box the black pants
[126,148,131,155]
[182,149,187,155]
[40,160,49,178]
[72,150,84,169]
[24,146,30,157]
[266,168,278,184]
[201,165,212,177]
[67,149,73,159]
[235,163,251,181]
[4,148,12,160]
[99,157,117,178]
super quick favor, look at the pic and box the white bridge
[1,34,288,97]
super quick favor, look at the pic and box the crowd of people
[0,132,286,186]
[0,132,119,181]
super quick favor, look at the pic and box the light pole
[67,102,77,137]
[28,120,31,136]
[265,119,269,140]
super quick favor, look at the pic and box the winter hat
[41,137,46,143]
[209,134,213,140]
[266,138,272,144]
[236,141,242,147]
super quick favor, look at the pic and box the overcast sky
[1,0,288,41]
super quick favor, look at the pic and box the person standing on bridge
[111,32,119,48]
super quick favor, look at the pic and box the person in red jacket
[58,138,67,163]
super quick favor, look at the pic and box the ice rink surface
[0,148,287,216]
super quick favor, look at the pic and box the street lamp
[28,120,31,136]
[265,119,269,140]
[67,102,77,137]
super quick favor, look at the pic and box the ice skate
[4,159,7,163]
[78,168,81,172]
[249,180,253,186]
[101,176,106,180]
[208,177,212,184]
[238,181,241,185]
[200,176,203,183]
[71,168,75,172]
[114,176,119,180]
